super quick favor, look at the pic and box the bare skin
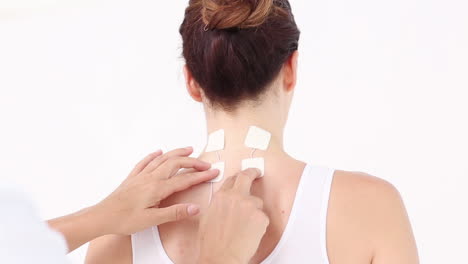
[86,50,418,263]
[85,161,418,264]
[327,171,419,264]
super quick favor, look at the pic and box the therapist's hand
[94,147,220,235]
[198,168,269,264]
[48,147,220,252]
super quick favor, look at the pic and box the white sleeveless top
[131,164,335,264]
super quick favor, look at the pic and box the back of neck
[203,105,286,155]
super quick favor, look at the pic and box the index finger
[233,168,261,194]
[129,150,163,177]
[156,157,211,179]
[219,175,237,192]
[143,147,194,173]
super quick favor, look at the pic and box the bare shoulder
[327,170,419,264]
[328,170,405,238]
[331,170,403,207]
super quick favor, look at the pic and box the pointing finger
[162,169,220,199]
[151,204,200,225]
[233,168,261,194]
[156,157,211,179]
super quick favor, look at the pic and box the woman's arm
[85,235,132,264]
[327,171,419,264]
[370,179,419,264]
[47,205,112,254]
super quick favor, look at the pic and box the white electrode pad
[209,161,225,183]
[205,129,225,152]
[244,126,271,151]
[241,157,265,177]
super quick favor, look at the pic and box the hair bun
[202,0,274,30]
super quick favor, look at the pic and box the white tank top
[131,163,335,264]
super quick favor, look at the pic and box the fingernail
[154,149,163,154]
[187,204,200,216]
[185,146,193,151]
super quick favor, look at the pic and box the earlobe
[183,65,203,102]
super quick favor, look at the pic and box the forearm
[45,149,216,254]
[47,205,107,252]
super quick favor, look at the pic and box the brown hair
[180,0,300,111]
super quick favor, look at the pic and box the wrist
[77,205,109,238]
[87,202,114,236]
[46,206,107,252]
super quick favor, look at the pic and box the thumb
[152,204,200,225]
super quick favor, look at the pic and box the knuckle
[155,189,165,202]
[158,184,172,200]
[260,212,270,225]
[244,198,255,207]
[241,198,254,209]
[148,183,158,193]
[155,155,164,163]
[254,211,269,225]
[163,157,181,170]
[238,171,249,177]
[174,178,189,191]
[166,156,177,165]
[154,155,167,166]
[175,206,184,221]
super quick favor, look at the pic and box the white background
[1,0,467,263]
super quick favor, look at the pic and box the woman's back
[86,153,418,264]
[151,153,312,264]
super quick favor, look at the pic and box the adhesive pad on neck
[244,126,271,151]
[241,158,265,177]
[205,129,225,152]
[208,161,225,183]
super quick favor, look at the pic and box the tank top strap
[131,226,173,264]
[262,164,335,264]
